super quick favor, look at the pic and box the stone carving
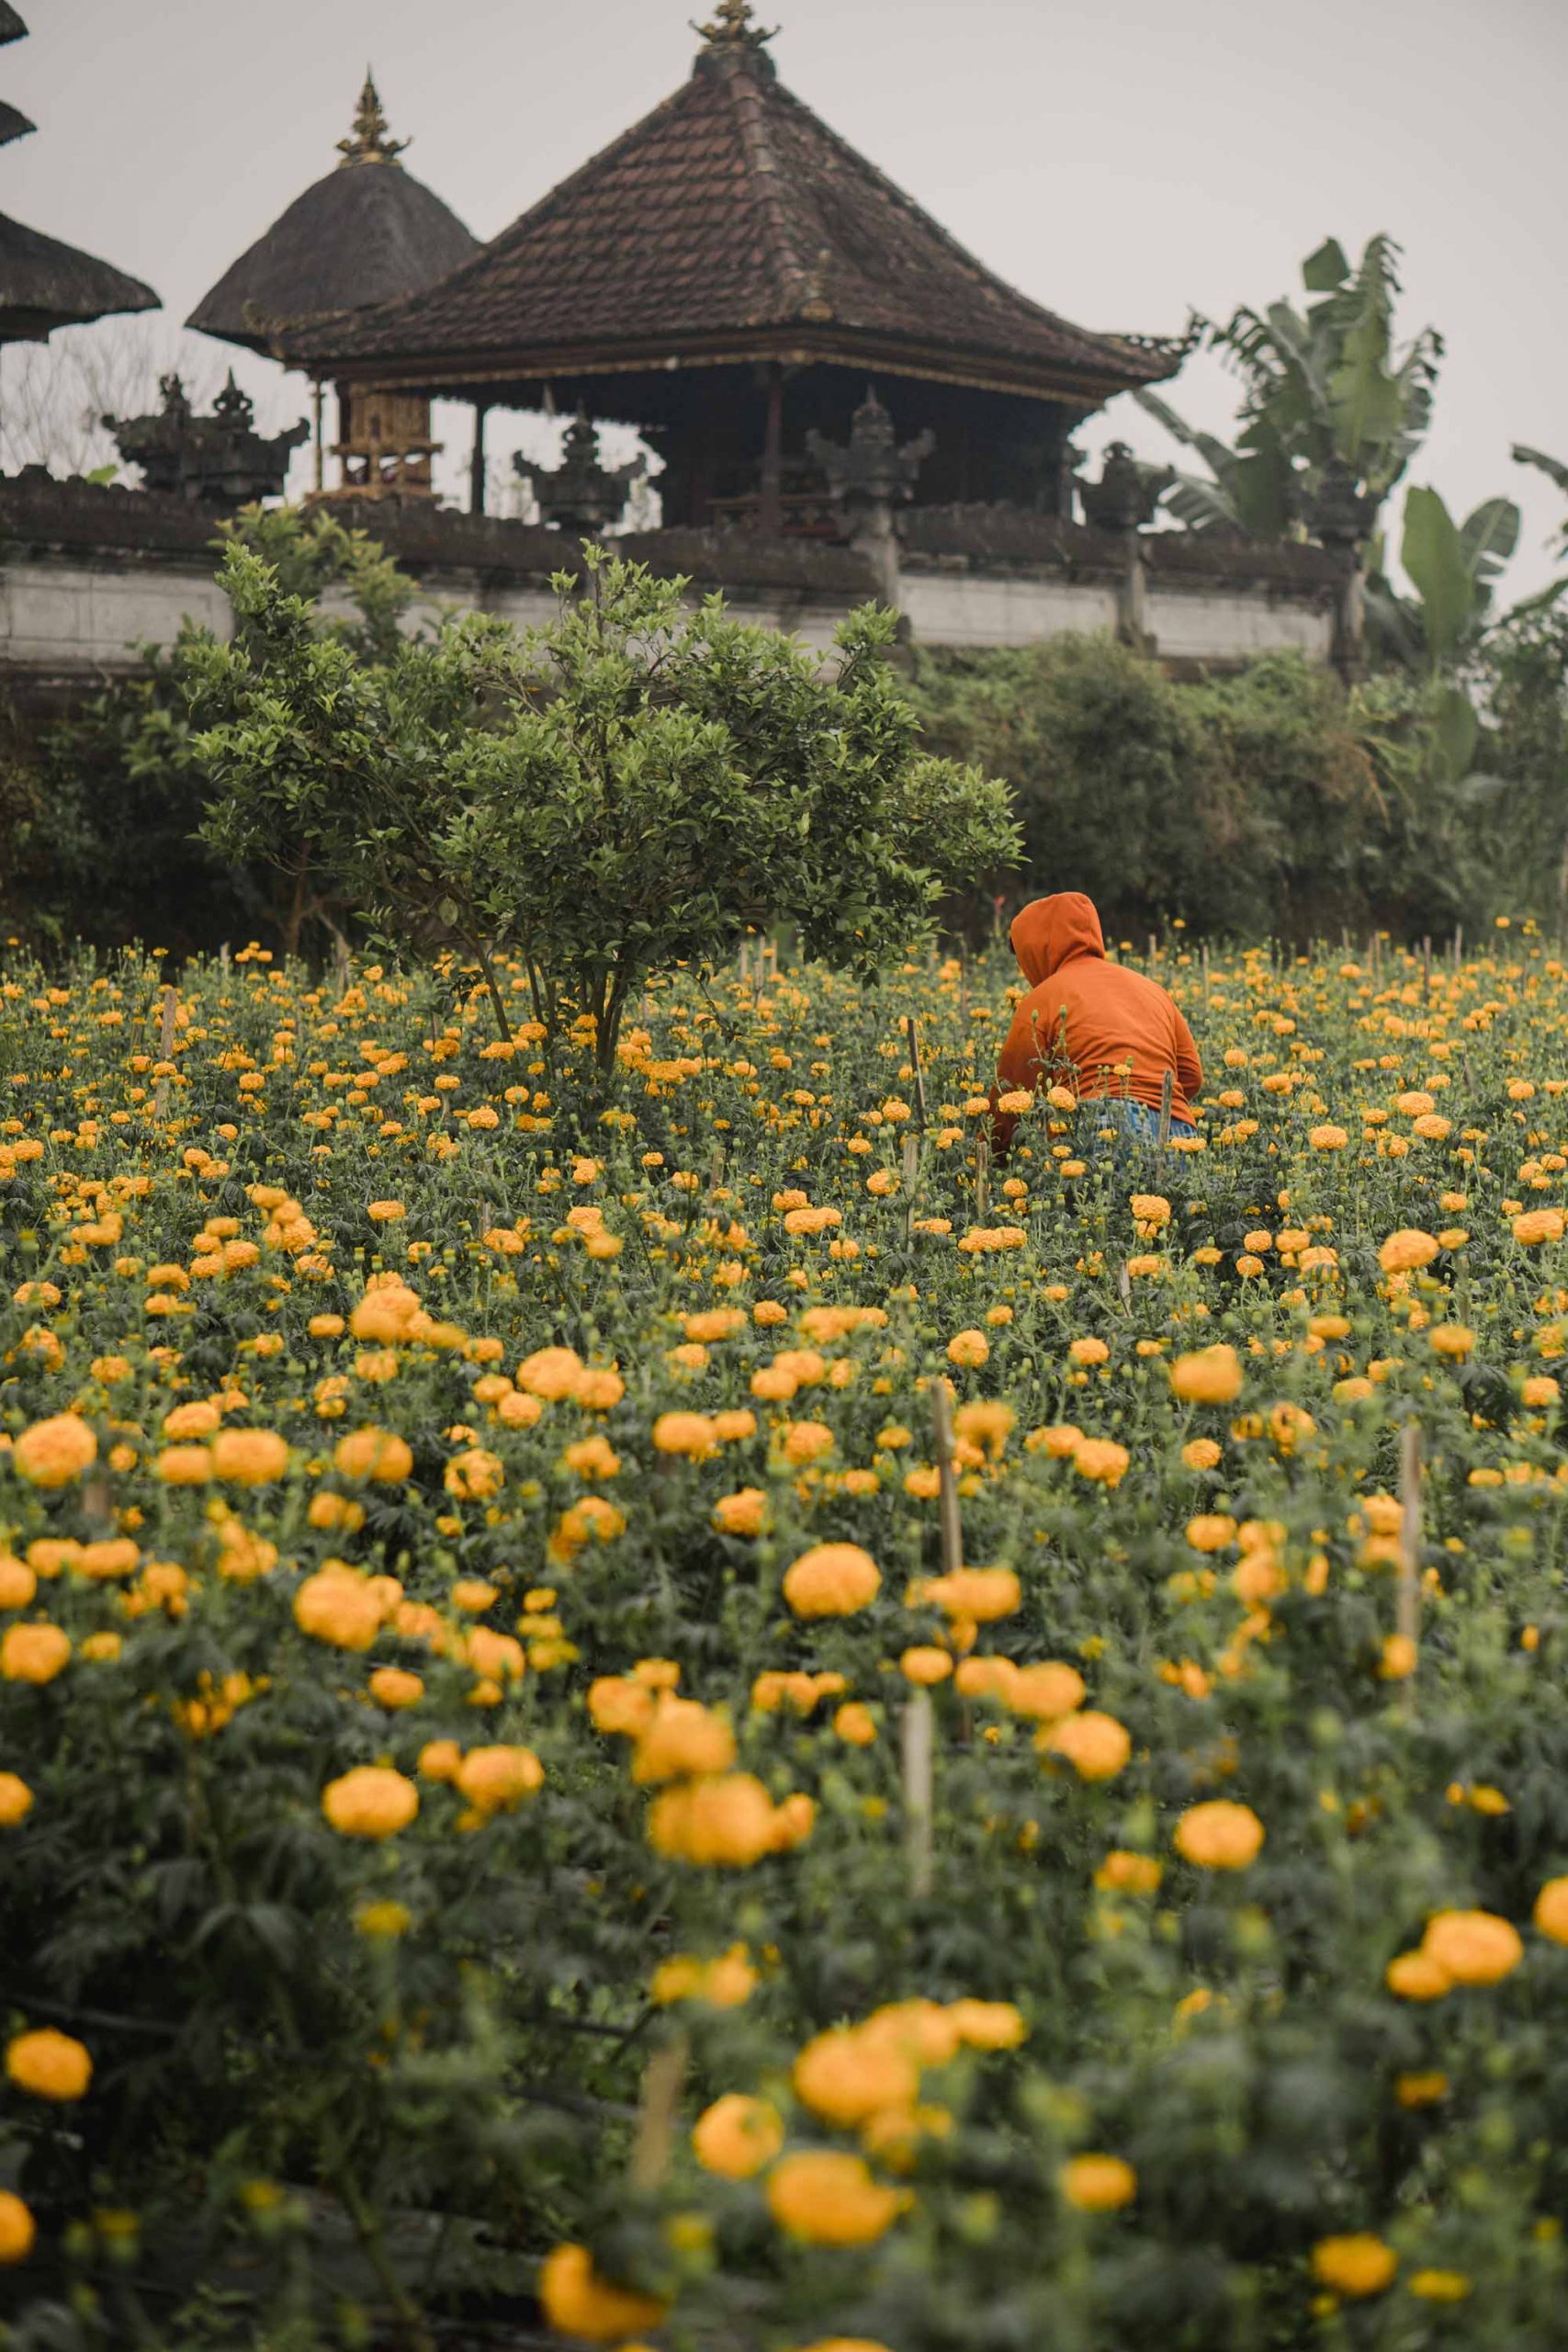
[518,412,645,535]
[102,371,308,506]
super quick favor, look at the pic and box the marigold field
[1,931,1567,2351]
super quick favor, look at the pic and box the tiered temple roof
[281,3,1177,412]
[187,74,479,354]
[0,6,157,343]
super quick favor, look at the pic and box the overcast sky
[7,0,1566,592]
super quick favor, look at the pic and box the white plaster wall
[0,560,231,670]
[1146,586,1334,664]
[899,571,1121,649]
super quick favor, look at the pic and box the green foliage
[905,636,1475,944]
[1134,233,1444,545]
[189,544,1020,1069]
[1468,607,1568,922]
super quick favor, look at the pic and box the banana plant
[1363,486,1521,775]
[1507,444,1568,614]
[1133,234,1441,548]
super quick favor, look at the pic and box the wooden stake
[1396,1420,1422,1698]
[902,1690,933,1899]
[931,1376,964,1578]
[1157,1067,1174,1150]
[152,985,177,1119]
[902,1130,919,1244]
[628,2034,688,2193]
[905,1014,928,1136]
[975,1135,990,1225]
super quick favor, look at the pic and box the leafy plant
[188,544,1020,1070]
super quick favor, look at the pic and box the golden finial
[695,0,776,48]
[337,69,408,166]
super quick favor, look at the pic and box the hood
[1010,893,1106,987]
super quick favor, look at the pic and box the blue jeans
[1083,1099,1196,1158]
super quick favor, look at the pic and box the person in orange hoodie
[992,892,1201,1156]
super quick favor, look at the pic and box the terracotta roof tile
[285,40,1173,399]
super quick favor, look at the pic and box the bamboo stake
[905,1014,928,1136]
[975,1135,990,1225]
[1396,1421,1423,1704]
[1157,1067,1174,1150]
[628,2034,688,2193]
[902,1130,919,1245]
[152,985,177,1120]
[902,1690,933,1899]
[931,1376,964,1578]
[1451,923,1463,969]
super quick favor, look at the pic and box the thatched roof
[283,5,1178,409]
[0,209,158,344]
[186,74,479,356]
[0,100,34,147]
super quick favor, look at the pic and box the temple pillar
[470,401,489,515]
[758,363,784,536]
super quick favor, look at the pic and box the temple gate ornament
[519,412,646,534]
[103,371,308,507]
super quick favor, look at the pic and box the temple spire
[694,0,776,50]
[337,70,408,167]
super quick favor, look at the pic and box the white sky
[7,0,1566,592]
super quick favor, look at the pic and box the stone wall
[0,475,1345,698]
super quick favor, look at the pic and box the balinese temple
[0,4,158,348]
[187,74,479,497]
[280,0,1179,528]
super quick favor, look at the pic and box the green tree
[188,544,1019,1071]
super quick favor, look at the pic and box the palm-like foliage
[1134,234,1442,545]
[1508,444,1568,615]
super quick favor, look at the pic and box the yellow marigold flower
[1004,1659,1082,1719]
[367,1200,406,1223]
[918,1566,1020,1622]
[1395,2071,1449,2109]
[1309,1124,1348,1150]
[333,1427,413,1482]
[1514,1206,1565,1246]
[1058,2154,1135,2211]
[947,1997,1026,2049]
[0,2188,36,2265]
[1311,2234,1397,2298]
[368,1667,424,1711]
[946,1328,989,1368]
[765,2151,905,2245]
[0,1772,34,1826]
[1072,1437,1129,1487]
[1378,1634,1417,1681]
[455,1744,544,1813]
[1185,1513,1235,1553]
[1378,1228,1439,1273]
[633,1698,736,1783]
[900,1645,953,1686]
[651,1410,717,1458]
[294,1568,382,1651]
[0,1556,36,1610]
[1169,1345,1242,1405]
[321,1765,418,1838]
[1096,1850,1163,1895]
[1409,2268,1471,2301]
[1182,1437,1223,1470]
[1421,1908,1522,1986]
[6,2028,92,2102]
[1385,1949,1450,2001]
[834,1701,877,1746]
[418,1738,463,1783]
[515,1346,586,1399]
[1068,1335,1110,1366]
[444,1446,504,1500]
[210,1429,288,1486]
[1,1623,70,1685]
[13,1413,96,1488]
[795,2027,919,2125]
[355,1900,412,1939]
[714,1487,767,1537]
[537,2244,667,2343]
[648,1773,781,1866]
[783,1542,880,1618]
[693,2092,784,2179]
[1043,1710,1130,1781]
[1175,1799,1264,1870]
[650,1944,756,2007]
[1534,1877,1568,1944]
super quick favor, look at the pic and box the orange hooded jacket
[994,893,1201,1147]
